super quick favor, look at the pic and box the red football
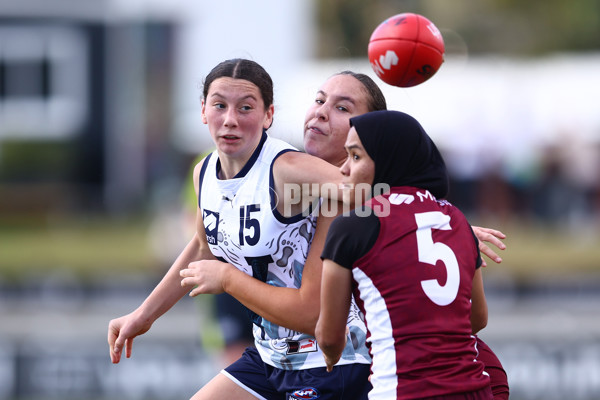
[368,13,445,87]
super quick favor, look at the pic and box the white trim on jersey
[353,268,398,400]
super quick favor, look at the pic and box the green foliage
[316,0,600,58]
[0,215,159,283]
[0,140,77,182]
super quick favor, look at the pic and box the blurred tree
[316,0,600,57]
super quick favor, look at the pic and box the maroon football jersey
[346,187,490,399]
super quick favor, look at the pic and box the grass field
[482,218,600,280]
[0,214,158,282]
[1,214,599,284]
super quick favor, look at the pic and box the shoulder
[265,135,299,151]
[330,207,379,235]
[273,151,341,182]
[437,199,472,227]
[273,149,312,166]
[322,207,380,269]
[193,154,213,190]
[259,136,298,162]
[192,156,207,179]
[256,137,300,170]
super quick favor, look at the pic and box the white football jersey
[199,133,370,370]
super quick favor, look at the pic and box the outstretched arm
[108,232,212,363]
[315,259,352,372]
[472,226,506,267]
[108,159,214,363]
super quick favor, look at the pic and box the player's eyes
[348,151,360,160]
[337,105,349,112]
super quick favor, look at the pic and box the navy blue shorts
[223,346,372,400]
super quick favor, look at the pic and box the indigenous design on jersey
[199,133,370,370]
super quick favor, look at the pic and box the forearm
[470,268,488,334]
[223,267,320,335]
[315,259,352,368]
[138,234,211,323]
[221,208,334,336]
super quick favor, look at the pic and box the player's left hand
[324,353,340,373]
[472,226,506,267]
[180,259,233,296]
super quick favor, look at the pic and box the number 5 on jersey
[415,211,459,306]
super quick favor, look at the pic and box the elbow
[471,310,488,335]
[472,320,487,335]
[319,340,341,357]
[316,337,340,359]
[315,321,345,355]
[315,332,338,353]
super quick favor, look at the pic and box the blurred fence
[0,341,217,400]
[0,278,599,400]
[1,339,598,400]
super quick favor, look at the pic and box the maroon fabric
[476,337,510,400]
[422,385,493,400]
[351,187,490,399]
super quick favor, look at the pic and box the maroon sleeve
[470,226,483,269]
[321,207,380,270]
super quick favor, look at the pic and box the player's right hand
[472,226,506,267]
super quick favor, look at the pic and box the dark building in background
[0,6,175,216]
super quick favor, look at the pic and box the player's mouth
[307,125,327,136]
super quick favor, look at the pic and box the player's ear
[264,103,274,129]
[201,99,208,124]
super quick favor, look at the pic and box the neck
[217,154,249,180]
[216,130,265,180]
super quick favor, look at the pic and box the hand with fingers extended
[180,259,235,297]
[472,226,507,267]
[107,311,152,364]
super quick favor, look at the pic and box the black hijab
[349,110,449,199]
